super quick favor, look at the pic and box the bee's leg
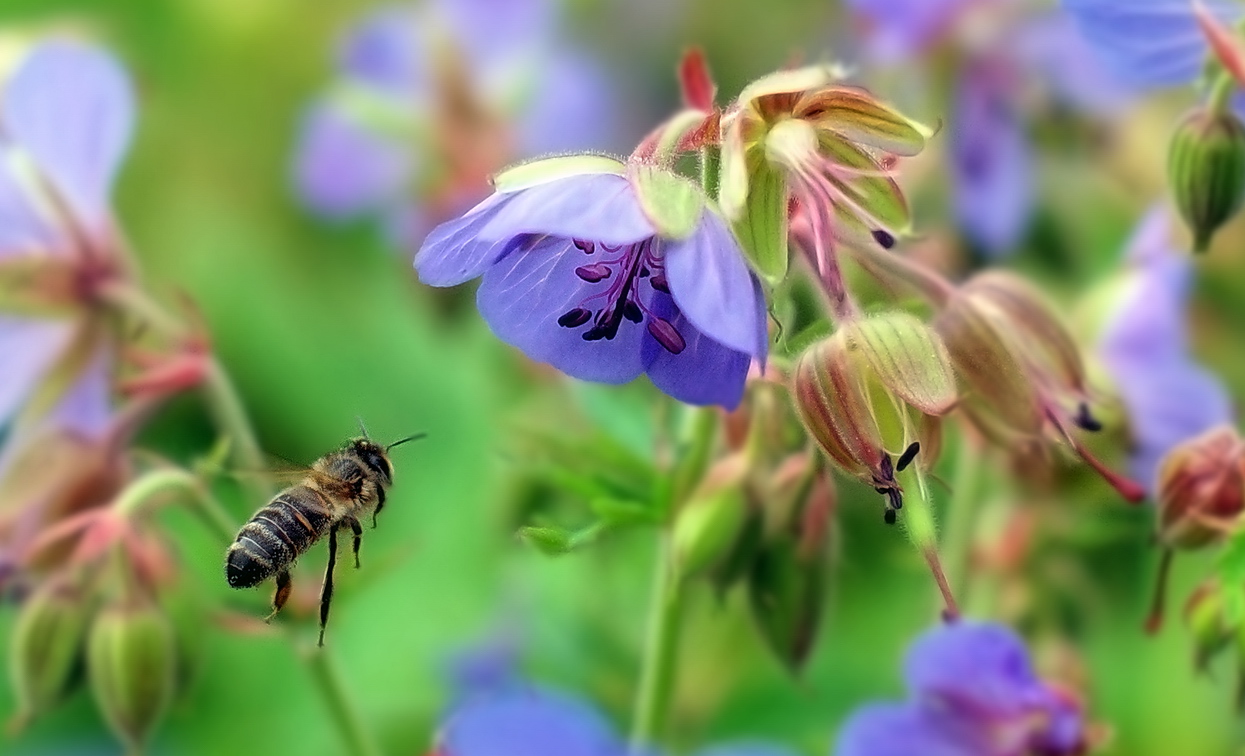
[264,569,292,623]
[371,486,385,529]
[347,516,363,569]
[317,524,339,647]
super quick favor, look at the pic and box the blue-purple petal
[338,5,423,95]
[516,51,625,156]
[903,621,1047,719]
[438,686,623,756]
[0,163,59,257]
[1011,12,1131,115]
[845,0,974,60]
[293,100,413,220]
[439,0,556,76]
[695,744,802,756]
[664,210,768,360]
[45,340,112,439]
[480,174,655,247]
[3,42,133,233]
[833,702,983,756]
[476,235,646,383]
[641,291,751,409]
[0,317,76,428]
[952,63,1033,256]
[415,192,518,286]
[1062,0,1243,89]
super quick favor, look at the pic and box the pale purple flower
[0,41,131,441]
[1098,208,1233,497]
[1062,0,1244,89]
[293,0,621,239]
[834,621,1085,756]
[414,163,768,409]
[844,0,977,61]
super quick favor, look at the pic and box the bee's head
[350,438,393,485]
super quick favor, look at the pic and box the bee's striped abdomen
[225,486,333,589]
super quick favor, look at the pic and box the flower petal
[0,316,76,428]
[516,51,624,155]
[438,686,623,756]
[481,173,655,246]
[415,192,516,286]
[293,100,413,220]
[664,210,768,359]
[45,339,112,438]
[641,291,751,409]
[0,159,59,257]
[833,701,984,756]
[476,235,646,383]
[904,622,1049,719]
[3,42,134,232]
[338,5,423,94]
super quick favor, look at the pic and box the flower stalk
[629,535,683,753]
[897,464,959,619]
[301,643,384,756]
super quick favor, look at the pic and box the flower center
[556,238,686,354]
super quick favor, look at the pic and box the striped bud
[1169,108,1245,253]
[87,599,177,753]
[1157,425,1245,550]
[7,578,93,732]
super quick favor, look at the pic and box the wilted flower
[834,621,1086,756]
[1098,209,1233,497]
[293,0,622,244]
[414,156,768,408]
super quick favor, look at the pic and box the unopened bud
[747,532,827,673]
[1168,107,1245,252]
[1156,425,1245,550]
[1185,581,1236,671]
[8,578,93,732]
[87,599,177,753]
[673,455,748,580]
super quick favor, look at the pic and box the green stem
[301,644,384,756]
[700,145,721,203]
[669,406,720,511]
[939,438,984,601]
[202,358,269,501]
[897,464,958,619]
[1209,69,1237,115]
[628,536,683,752]
[113,468,235,544]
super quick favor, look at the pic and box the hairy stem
[897,464,959,619]
[301,644,384,756]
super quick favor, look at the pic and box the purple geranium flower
[835,621,1085,756]
[1062,0,1244,89]
[0,41,130,443]
[1098,208,1233,498]
[293,0,622,244]
[414,158,768,409]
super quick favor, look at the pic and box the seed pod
[673,455,748,580]
[1156,425,1245,550]
[747,523,828,673]
[87,599,177,753]
[8,578,93,732]
[1168,107,1245,253]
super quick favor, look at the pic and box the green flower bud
[7,578,93,732]
[1168,107,1245,253]
[87,600,177,753]
[673,455,748,580]
[1184,581,1236,672]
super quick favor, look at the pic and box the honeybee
[225,433,423,645]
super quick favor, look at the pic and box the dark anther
[650,274,670,294]
[872,229,896,249]
[558,308,592,328]
[647,317,686,355]
[575,264,612,283]
[573,239,595,255]
[879,453,894,481]
[874,487,888,495]
[888,488,903,511]
[883,509,897,525]
[582,325,610,341]
[1074,402,1103,432]
[640,266,650,277]
[622,301,643,323]
[896,442,920,472]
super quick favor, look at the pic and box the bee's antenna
[386,433,427,451]
[356,416,370,439]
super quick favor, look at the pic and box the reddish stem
[924,547,960,620]
[1144,548,1175,635]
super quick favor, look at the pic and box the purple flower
[0,41,130,443]
[414,158,768,409]
[293,1,621,241]
[834,621,1085,756]
[844,0,975,61]
[1062,0,1244,89]
[1098,208,1233,497]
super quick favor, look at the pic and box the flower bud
[1168,107,1245,252]
[7,578,93,732]
[673,455,748,580]
[87,599,177,753]
[1184,581,1236,671]
[1156,425,1245,549]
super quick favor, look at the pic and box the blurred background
[1,0,1243,754]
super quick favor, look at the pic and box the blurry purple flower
[844,0,975,61]
[443,634,522,702]
[0,41,131,442]
[293,0,622,242]
[1062,0,1244,89]
[414,161,768,409]
[835,621,1085,756]
[1098,208,1233,497]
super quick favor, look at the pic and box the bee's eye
[361,451,390,480]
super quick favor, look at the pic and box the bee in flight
[225,432,423,645]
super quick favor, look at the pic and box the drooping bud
[1184,581,1236,671]
[673,455,749,580]
[87,599,178,753]
[1168,107,1245,253]
[7,578,94,732]
[1156,425,1245,550]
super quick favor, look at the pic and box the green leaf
[493,154,625,194]
[590,497,660,527]
[731,156,789,287]
[847,312,956,415]
[518,526,574,556]
[630,165,704,240]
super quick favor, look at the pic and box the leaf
[517,526,574,556]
